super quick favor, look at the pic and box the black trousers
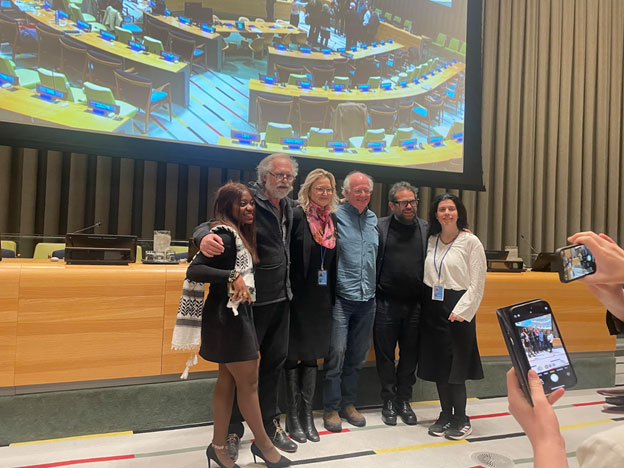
[229,300,290,436]
[373,294,421,402]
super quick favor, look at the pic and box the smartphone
[497,299,577,405]
[556,244,596,283]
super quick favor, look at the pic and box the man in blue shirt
[323,171,378,432]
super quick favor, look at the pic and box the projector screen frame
[0,0,483,190]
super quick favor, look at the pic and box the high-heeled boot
[299,365,320,442]
[284,367,307,443]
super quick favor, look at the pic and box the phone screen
[512,309,574,392]
[559,244,595,282]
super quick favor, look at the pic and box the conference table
[165,0,294,21]
[0,85,132,133]
[247,61,465,125]
[375,21,428,51]
[0,259,614,389]
[267,41,405,75]
[217,137,464,169]
[14,2,190,107]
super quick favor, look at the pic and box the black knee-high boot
[299,365,320,442]
[285,367,307,443]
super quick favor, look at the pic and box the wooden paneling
[14,261,167,386]
[0,262,615,389]
[161,267,217,374]
[0,261,20,387]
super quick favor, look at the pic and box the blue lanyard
[433,232,459,282]
[320,246,326,270]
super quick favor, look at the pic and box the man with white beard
[194,153,299,460]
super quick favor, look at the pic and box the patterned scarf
[305,202,336,249]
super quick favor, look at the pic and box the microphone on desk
[520,233,539,257]
[71,221,102,234]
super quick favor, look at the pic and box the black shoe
[269,420,298,453]
[395,400,417,425]
[428,412,453,437]
[445,415,472,440]
[250,442,291,467]
[225,433,240,462]
[381,400,397,426]
[206,443,241,468]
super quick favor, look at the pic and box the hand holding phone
[556,244,596,283]
[497,299,577,405]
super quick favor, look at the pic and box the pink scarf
[305,202,336,249]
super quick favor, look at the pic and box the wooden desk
[248,62,465,125]
[217,137,463,169]
[0,262,614,389]
[18,6,190,106]
[376,21,426,51]
[165,0,292,21]
[267,42,405,75]
[0,86,132,133]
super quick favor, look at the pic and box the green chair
[33,243,66,259]
[1,240,17,253]
[390,71,408,84]
[383,12,392,23]
[432,33,447,48]
[349,128,385,148]
[375,8,382,16]
[264,123,293,145]
[136,245,143,261]
[37,68,86,103]
[83,82,138,118]
[169,246,188,254]
[392,16,401,25]
[390,127,414,146]
[287,73,308,86]
[67,3,102,28]
[307,127,333,147]
[367,76,381,88]
[0,57,39,89]
[114,26,134,45]
[458,42,466,57]
[143,36,164,55]
[445,121,464,140]
[404,19,412,32]
[332,76,350,87]
[446,38,460,53]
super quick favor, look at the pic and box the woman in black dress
[284,169,338,443]
[418,193,486,441]
[187,183,290,468]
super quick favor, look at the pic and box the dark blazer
[290,205,338,303]
[376,215,428,282]
[193,181,295,306]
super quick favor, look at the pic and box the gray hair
[256,153,299,184]
[388,182,419,202]
[342,170,373,197]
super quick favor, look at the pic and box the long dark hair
[427,193,469,237]
[211,182,259,263]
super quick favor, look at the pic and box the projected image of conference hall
[0,0,467,170]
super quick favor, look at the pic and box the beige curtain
[1,0,623,259]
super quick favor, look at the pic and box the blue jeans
[323,296,376,411]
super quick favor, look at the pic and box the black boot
[284,368,307,443]
[299,365,320,442]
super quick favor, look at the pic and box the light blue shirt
[336,202,378,301]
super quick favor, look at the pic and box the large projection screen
[0,0,482,188]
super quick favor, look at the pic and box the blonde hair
[297,169,339,212]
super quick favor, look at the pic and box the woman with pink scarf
[284,169,339,445]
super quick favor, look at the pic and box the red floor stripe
[318,428,351,435]
[470,411,511,420]
[15,454,135,468]
[207,69,249,99]
[218,102,245,122]
[205,121,224,137]
[573,400,606,407]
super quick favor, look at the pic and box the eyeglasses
[392,199,418,209]
[268,172,294,182]
[313,187,334,194]
[351,188,371,195]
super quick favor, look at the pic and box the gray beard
[265,184,291,200]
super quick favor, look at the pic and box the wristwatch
[228,270,240,283]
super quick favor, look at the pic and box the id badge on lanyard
[432,233,458,301]
[318,246,328,286]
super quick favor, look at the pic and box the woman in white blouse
[417,193,486,441]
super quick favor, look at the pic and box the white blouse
[423,231,487,322]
